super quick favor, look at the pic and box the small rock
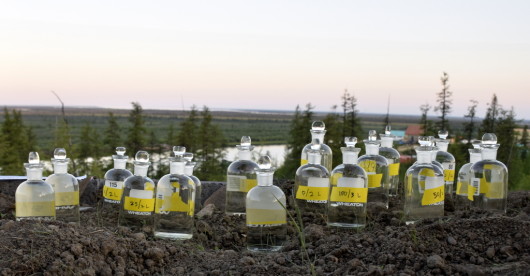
[70,243,83,257]
[239,256,255,266]
[486,247,495,258]
[426,255,445,269]
[304,224,325,241]
[196,204,216,218]
[0,221,15,231]
[367,265,383,276]
[144,247,165,260]
[500,246,514,255]
[275,256,286,265]
[132,232,146,241]
[447,236,457,245]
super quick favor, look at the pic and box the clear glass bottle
[379,125,401,197]
[404,144,444,224]
[246,155,287,252]
[184,152,202,213]
[226,136,259,215]
[154,146,194,239]
[294,140,330,214]
[328,137,368,228]
[358,130,389,209]
[119,151,156,232]
[46,148,80,223]
[301,121,333,173]
[99,147,133,227]
[435,131,456,197]
[470,134,508,213]
[455,140,482,210]
[15,152,56,221]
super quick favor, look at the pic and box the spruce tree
[481,94,500,134]
[463,99,479,143]
[126,102,147,155]
[103,112,122,154]
[0,109,36,175]
[178,105,199,153]
[419,103,434,136]
[435,72,452,131]
[195,106,225,181]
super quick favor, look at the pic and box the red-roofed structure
[405,124,423,144]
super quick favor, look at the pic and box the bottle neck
[184,165,193,176]
[170,162,185,175]
[134,164,149,176]
[416,151,432,164]
[342,149,359,165]
[308,152,321,164]
[436,141,449,152]
[481,148,498,160]
[470,152,482,163]
[257,172,273,186]
[365,144,379,155]
[238,150,251,160]
[311,131,325,144]
[53,163,68,174]
[381,137,393,148]
[114,159,127,170]
[26,168,43,180]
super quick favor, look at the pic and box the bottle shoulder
[358,154,389,166]
[435,151,455,162]
[332,164,367,178]
[379,147,400,157]
[406,163,444,176]
[471,160,508,172]
[16,180,54,193]
[302,143,332,153]
[296,164,330,177]
[104,168,133,180]
[227,159,259,172]
[247,185,286,203]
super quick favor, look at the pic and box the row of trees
[0,103,226,181]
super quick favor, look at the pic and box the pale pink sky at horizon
[1,1,529,119]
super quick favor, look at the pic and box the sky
[1,0,529,119]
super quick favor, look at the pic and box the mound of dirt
[1,179,529,275]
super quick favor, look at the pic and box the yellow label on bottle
[468,184,475,201]
[419,168,435,190]
[421,186,444,206]
[456,181,468,195]
[242,179,257,193]
[331,173,343,186]
[389,163,400,176]
[330,187,368,203]
[295,186,329,201]
[301,159,308,165]
[103,186,122,201]
[367,174,383,188]
[55,191,79,206]
[359,160,377,173]
[479,178,488,194]
[188,200,194,216]
[247,208,286,226]
[145,182,155,191]
[16,201,56,217]
[486,182,504,199]
[444,169,455,182]
[124,197,155,212]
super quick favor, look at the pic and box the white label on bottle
[471,177,480,196]
[130,189,153,199]
[442,163,455,170]
[227,175,245,192]
[425,176,444,190]
[308,177,330,187]
[337,177,364,188]
[105,180,123,189]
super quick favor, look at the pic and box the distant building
[405,124,422,144]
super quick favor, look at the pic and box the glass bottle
[415,136,444,172]
[435,130,456,197]
[119,151,156,232]
[184,152,202,213]
[358,130,389,209]
[99,147,133,227]
[379,125,401,197]
[328,137,368,228]
[294,140,330,214]
[404,144,444,224]
[15,152,56,221]
[246,155,287,252]
[301,121,333,172]
[455,140,482,210]
[470,134,508,213]
[46,148,80,223]
[226,136,259,215]
[154,146,194,239]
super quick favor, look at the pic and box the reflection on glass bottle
[184,152,202,213]
[301,121,333,172]
[358,130,389,209]
[435,130,456,196]
[404,143,444,224]
[120,151,155,232]
[455,140,482,210]
[470,134,508,213]
[226,136,259,215]
[100,147,133,227]
[46,148,80,223]
[294,139,330,214]
[15,152,56,221]
[425,136,444,172]
[154,146,194,239]
[379,126,401,197]
[246,155,287,252]
[328,137,368,228]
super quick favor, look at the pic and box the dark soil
[1,178,529,275]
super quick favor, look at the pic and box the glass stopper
[471,139,482,149]
[53,148,67,159]
[173,146,186,157]
[240,136,251,147]
[482,133,497,145]
[368,130,377,141]
[28,152,40,164]
[135,151,149,162]
[310,138,322,150]
[257,155,272,170]
[312,121,325,131]
[344,137,357,147]
[418,136,430,146]
[385,125,391,135]
[116,147,126,156]
[438,130,448,140]
[428,136,436,146]
[183,152,194,162]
